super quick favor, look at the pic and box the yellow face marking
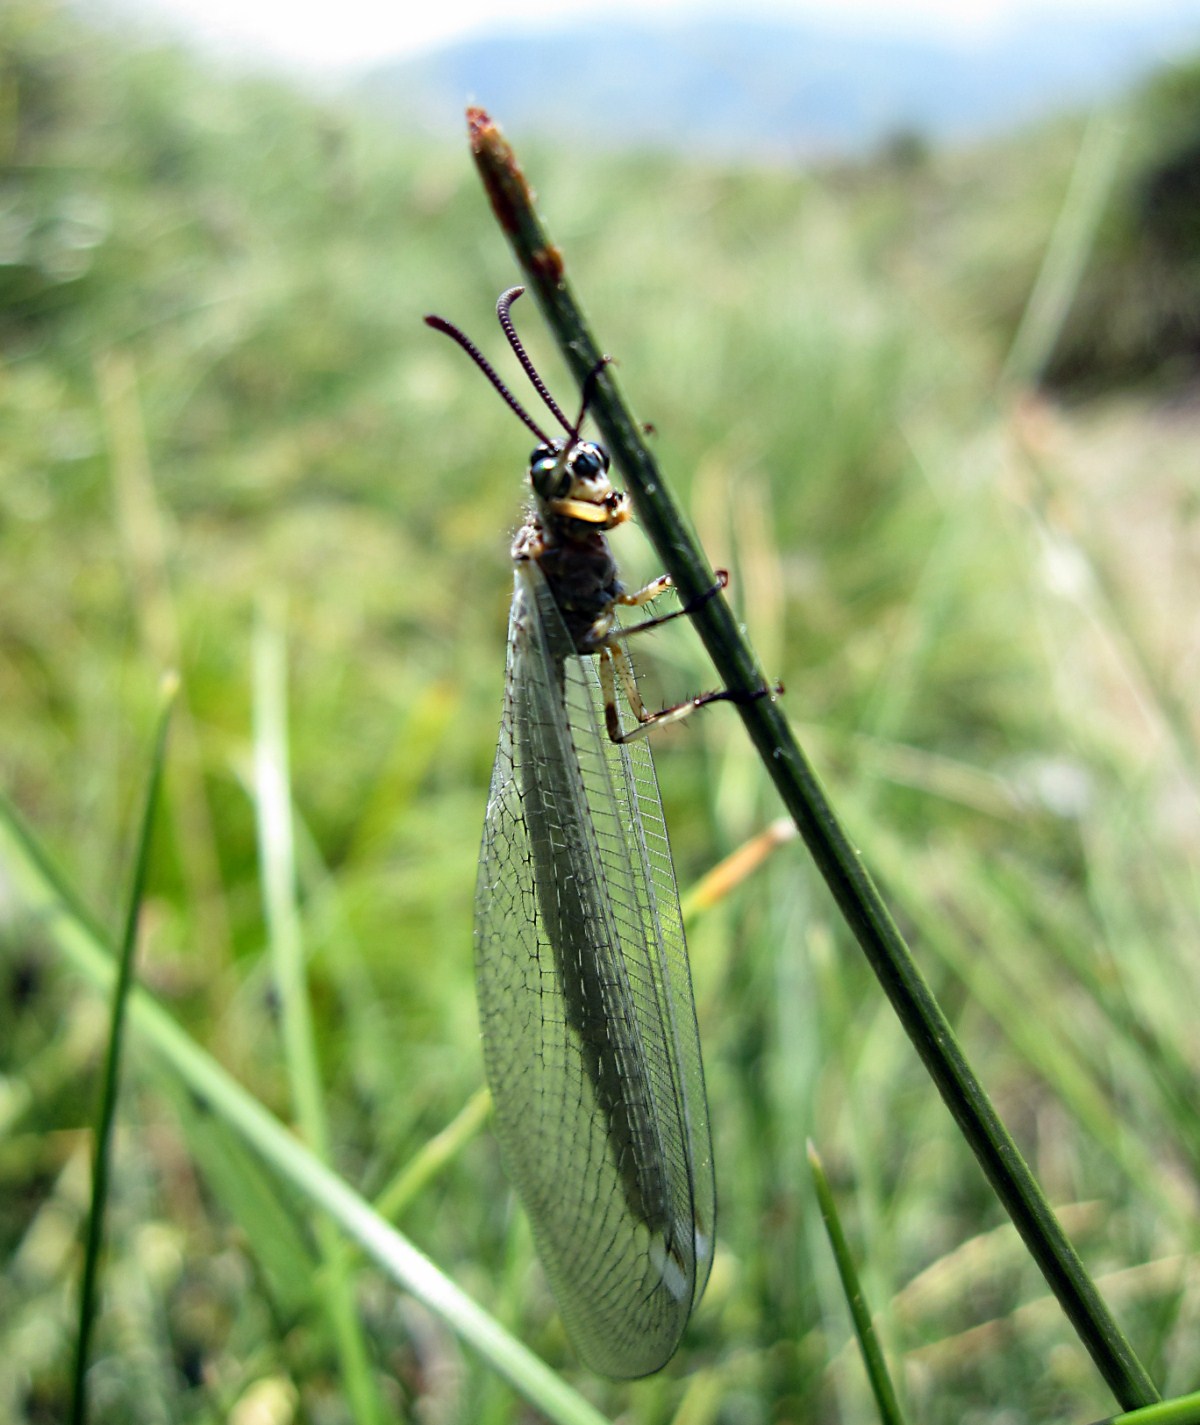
[550,495,632,528]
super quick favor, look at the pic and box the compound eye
[530,447,569,499]
[570,443,608,480]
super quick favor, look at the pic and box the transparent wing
[474,560,714,1378]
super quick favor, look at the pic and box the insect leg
[615,574,674,610]
[599,641,650,742]
[592,570,729,649]
[600,635,775,745]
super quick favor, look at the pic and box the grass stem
[467,104,1159,1412]
[69,675,176,1425]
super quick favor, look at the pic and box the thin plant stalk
[464,105,1158,1411]
[252,607,385,1425]
[1094,1390,1200,1425]
[1001,108,1126,389]
[69,675,176,1425]
[374,1088,492,1224]
[809,1141,907,1425]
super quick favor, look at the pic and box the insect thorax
[514,515,623,652]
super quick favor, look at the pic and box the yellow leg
[594,570,768,745]
[600,641,734,745]
[616,574,673,610]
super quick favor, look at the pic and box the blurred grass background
[3,0,1200,1420]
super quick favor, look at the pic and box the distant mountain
[360,8,1200,157]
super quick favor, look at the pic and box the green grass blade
[252,606,323,1140]
[466,106,1159,1411]
[1094,1390,1200,1425]
[808,1142,906,1425]
[252,604,387,1425]
[0,794,612,1425]
[1002,108,1127,388]
[375,1087,492,1224]
[69,673,176,1425]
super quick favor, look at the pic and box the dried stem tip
[467,106,564,285]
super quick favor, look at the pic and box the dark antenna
[567,356,612,447]
[496,287,573,434]
[423,311,554,446]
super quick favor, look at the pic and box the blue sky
[107,0,1200,74]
